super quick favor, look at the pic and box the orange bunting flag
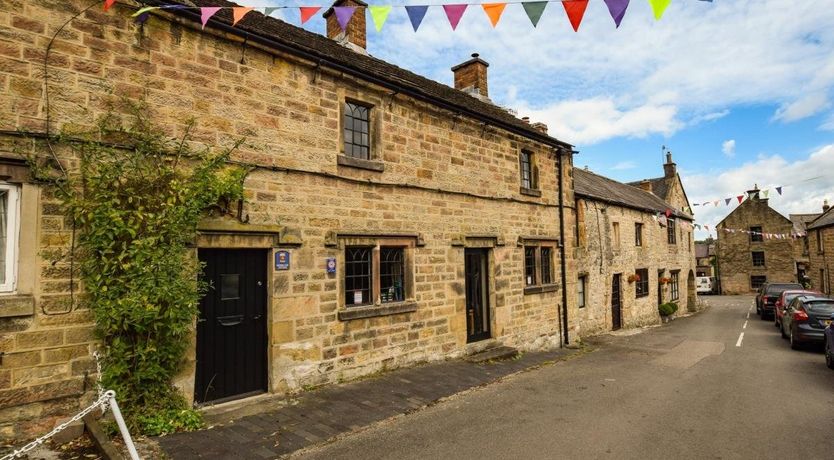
[300,6,322,25]
[103,0,116,12]
[482,3,507,28]
[562,0,589,32]
[232,7,254,26]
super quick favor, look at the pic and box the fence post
[105,391,141,460]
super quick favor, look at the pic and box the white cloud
[722,139,736,158]
[684,144,834,239]
[612,161,637,170]
[772,93,831,123]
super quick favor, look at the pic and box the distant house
[573,158,697,336]
[807,201,834,294]
[789,211,823,284]
[695,240,716,277]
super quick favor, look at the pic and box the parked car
[757,282,803,320]
[781,295,834,349]
[825,314,834,369]
[774,290,820,329]
[696,276,712,294]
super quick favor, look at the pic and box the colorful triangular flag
[333,6,357,31]
[762,189,769,198]
[713,201,719,207]
[405,5,429,32]
[369,6,392,32]
[132,6,158,17]
[482,3,507,28]
[264,7,279,17]
[104,0,116,12]
[522,2,548,27]
[443,4,468,30]
[200,7,222,29]
[776,186,782,195]
[724,198,731,206]
[648,0,671,20]
[300,7,322,25]
[737,195,744,204]
[232,7,254,26]
[603,0,630,28]
[562,0,589,32]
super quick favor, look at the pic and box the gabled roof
[147,0,571,149]
[574,168,692,220]
[694,242,714,258]
[715,197,793,228]
[789,213,822,233]
[807,207,834,231]
[628,177,670,201]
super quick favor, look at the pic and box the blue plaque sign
[326,257,337,274]
[275,250,290,270]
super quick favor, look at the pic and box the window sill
[337,154,384,172]
[0,294,35,318]
[338,300,417,321]
[520,187,542,197]
[524,283,560,295]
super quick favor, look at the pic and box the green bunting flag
[648,0,672,20]
[369,5,392,32]
[522,2,548,28]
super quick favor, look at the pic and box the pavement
[154,345,582,458]
[296,295,834,460]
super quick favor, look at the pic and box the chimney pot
[451,53,490,99]
[324,0,368,51]
[824,199,830,212]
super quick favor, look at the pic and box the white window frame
[0,183,20,292]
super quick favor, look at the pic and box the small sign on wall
[275,250,290,270]
[326,257,337,274]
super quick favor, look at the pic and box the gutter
[557,149,570,346]
[142,1,572,150]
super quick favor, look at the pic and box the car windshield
[766,284,802,294]
[805,301,834,314]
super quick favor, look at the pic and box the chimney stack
[324,0,367,52]
[531,122,548,134]
[638,180,653,193]
[451,53,489,100]
[663,151,676,178]
[824,199,830,213]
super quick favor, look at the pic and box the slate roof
[627,177,670,201]
[146,0,570,149]
[807,207,834,230]
[574,168,692,220]
[789,213,822,233]
[694,242,714,259]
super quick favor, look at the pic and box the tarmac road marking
[743,320,748,329]
[736,332,744,347]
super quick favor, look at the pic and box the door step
[465,346,519,363]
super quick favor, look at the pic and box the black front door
[657,269,664,305]
[195,249,268,404]
[465,249,490,343]
[612,274,622,331]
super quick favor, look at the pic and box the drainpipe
[557,148,570,346]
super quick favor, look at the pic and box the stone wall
[716,198,796,294]
[808,226,834,295]
[0,0,575,440]
[574,198,697,337]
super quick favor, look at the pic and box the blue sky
[243,0,834,236]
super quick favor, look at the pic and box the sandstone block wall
[808,227,834,295]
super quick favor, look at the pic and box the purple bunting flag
[603,0,630,28]
[405,5,429,32]
[443,4,468,30]
[724,198,731,206]
[334,6,357,32]
[201,7,221,29]
[776,186,782,195]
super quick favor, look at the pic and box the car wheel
[790,328,801,350]
[826,339,834,370]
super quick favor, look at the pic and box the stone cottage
[715,187,799,294]
[0,0,578,440]
[695,239,716,277]
[806,202,834,295]
[573,163,696,337]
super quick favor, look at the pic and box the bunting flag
[369,5,392,32]
[482,3,507,28]
[762,189,769,198]
[131,6,158,17]
[300,7,321,24]
[648,0,671,20]
[201,7,222,29]
[263,7,279,17]
[232,7,254,26]
[737,195,743,204]
[333,6,357,31]
[562,0,589,32]
[776,186,783,195]
[443,4,469,30]
[522,2,548,27]
[665,209,672,218]
[713,201,719,207]
[103,0,116,11]
[724,198,731,206]
[405,5,429,31]
[603,0,630,28]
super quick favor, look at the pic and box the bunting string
[650,213,808,241]
[685,176,824,215]
[117,1,716,32]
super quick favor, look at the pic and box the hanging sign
[326,257,337,274]
[275,250,290,270]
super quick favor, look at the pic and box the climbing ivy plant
[29,103,247,433]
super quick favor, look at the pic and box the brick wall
[0,0,575,440]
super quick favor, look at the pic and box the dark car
[757,283,803,320]
[781,295,834,349]
[825,315,834,369]
[774,290,820,329]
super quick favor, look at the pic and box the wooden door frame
[464,248,492,343]
[611,273,622,331]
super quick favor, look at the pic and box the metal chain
[0,390,115,460]
[92,350,108,413]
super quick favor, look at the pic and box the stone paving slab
[156,348,578,459]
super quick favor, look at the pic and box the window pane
[524,247,536,286]
[380,248,405,303]
[667,219,676,244]
[636,268,649,297]
[751,226,763,242]
[520,152,532,189]
[578,276,586,308]
[541,247,552,284]
[344,101,371,160]
[346,246,373,306]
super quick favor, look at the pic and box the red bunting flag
[103,0,116,12]
[665,209,671,218]
[232,7,254,26]
[300,7,322,25]
[562,0,589,32]
[737,195,743,203]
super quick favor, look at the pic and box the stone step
[465,345,519,363]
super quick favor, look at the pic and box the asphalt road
[296,296,834,460]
